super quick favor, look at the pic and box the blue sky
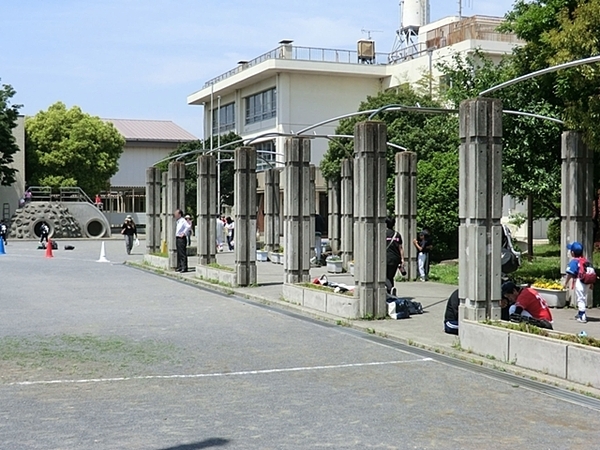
[1,0,516,138]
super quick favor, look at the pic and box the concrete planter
[535,288,566,308]
[256,250,269,262]
[326,260,343,273]
[195,265,237,287]
[282,283,360,319]
[143,254,169,269]
[460,320,600,388]
[269,252,283,264]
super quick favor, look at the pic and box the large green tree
[25,102,125,195]
[157,132,242,218]
[0,80,22,186]
[321,86,460,258]
[502,0,600,152]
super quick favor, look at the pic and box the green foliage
[547,218,561,245]
[25,102,125,195]
[0,80,22,186]
[437,51,563,219]
[156,132,241,218]
[501,0,600,185]
[320,85,460,258]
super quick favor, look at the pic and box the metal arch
[503,110,564,125]
[295,110,379,135]
[479,55,600,97]
[368,104,458,120]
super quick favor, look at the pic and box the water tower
[390,0,430,62]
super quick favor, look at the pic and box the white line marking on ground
[8,358,433,386]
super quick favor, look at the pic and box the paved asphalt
[1,240,600,449]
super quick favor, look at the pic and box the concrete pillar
[328,179,341,254]
[145,167,161,254]
[167,161,186,270]
[234,147,257,286]
[395,152,417,280]
[561,131,594,307]
[284,137,312,284]
[458,98,503,322]
[354,122,388,319]
[264,168,281,252]
[309,165,316,258]
[340,158,354,270]
[161,171,168,252]
[197,155,217,265]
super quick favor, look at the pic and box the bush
[547,218,560,245]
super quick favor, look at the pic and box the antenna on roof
[361,28,382,40]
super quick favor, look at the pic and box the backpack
[387,297,410,319]
[577,257,597,285]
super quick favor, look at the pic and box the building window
[254,140,276,171]
[245,88,277,124]
[212,102,235,135]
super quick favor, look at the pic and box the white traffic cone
[97,241,110,263]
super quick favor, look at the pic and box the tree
[320,86,460,258]
[502,0,600,157]
[156,132,242,218]
[437,52,563,219]
[25,102,125,195]
[0,80,22,186]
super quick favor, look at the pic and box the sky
[1,0,516,138]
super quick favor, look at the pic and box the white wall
[0,115,25,219]
[110,143,178,188]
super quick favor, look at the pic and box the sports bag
[387,297,410,320]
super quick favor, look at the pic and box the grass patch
[208,262,234,272]
[429,263,459,285]
[150,252,168,258]
[0,334,180,382]
[198,276,234,290]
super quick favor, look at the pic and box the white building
[187,15,520,167]
[103,119,197,221]
[0,115,25,221]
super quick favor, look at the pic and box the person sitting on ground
[501,281,553,328]
[443,289,460,335]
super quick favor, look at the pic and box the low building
[103,119,197,225]
[0,115,25,221]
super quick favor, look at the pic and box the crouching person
[444,289,460,335]
[501,282,553,330]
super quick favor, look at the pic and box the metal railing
[203,45,389,88]
[26,186,94,204]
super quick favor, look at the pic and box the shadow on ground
[157,438,230,450]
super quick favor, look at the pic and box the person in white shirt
[174,209,191,272]
[216,216,224,252]
[225,216,235,251]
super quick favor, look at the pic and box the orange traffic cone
[45,239,54,258]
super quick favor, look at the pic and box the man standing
[174,209,191,273]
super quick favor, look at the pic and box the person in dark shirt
[121,215,138,255]
[315,213,326,265]
[444,289,460,335]
[385,217,405,289]
[413,230,433,281]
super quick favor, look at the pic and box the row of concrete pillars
[146,98,593,319]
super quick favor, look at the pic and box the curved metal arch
[479,55,600,97]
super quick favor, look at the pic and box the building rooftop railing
[203,45,390,88]
[202,16,521,89]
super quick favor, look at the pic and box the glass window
[253,140,276,172]
[245,88,277,124]
[212,102,235,135]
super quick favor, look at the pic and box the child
[563,241,591,323]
